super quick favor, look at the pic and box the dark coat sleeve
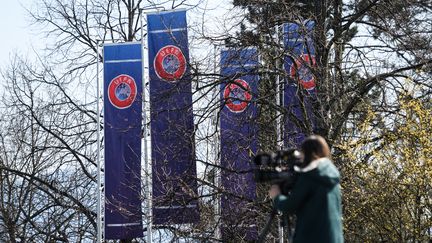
[273,175,312,213]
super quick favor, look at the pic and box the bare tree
[0,55,97,241]
[1,0,431,242]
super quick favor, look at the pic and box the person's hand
[269,184,281,199]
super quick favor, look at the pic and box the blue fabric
[103,42,143,239]
[147,10,199,225]
[220,48,259,241]
[283,21,317,148]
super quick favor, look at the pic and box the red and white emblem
[154,45,187,82]
[223,79,252,113]
[108,74,137,109]
[290,54,316,90]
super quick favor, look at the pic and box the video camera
[253,149,303,195]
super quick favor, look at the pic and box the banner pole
[274,23,285,243]
[213,44,221,241]
[141,11,153,243]
[96,40,103,243]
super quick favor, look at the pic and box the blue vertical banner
[103,42,143,239]
[220,47,259,240]
[147,10,199,225]
[283,21,316,147]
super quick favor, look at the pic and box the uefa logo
[154,45,187,82]
[108,74,137,109]
[290,54,316,90]
[223,79,252,113]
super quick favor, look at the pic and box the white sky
[0,0,38,68]
[0,0,228,66]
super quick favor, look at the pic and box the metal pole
[275,23,283,147]
[96,41,103,243]
[213,44,221,241]
[141,11,153,243]
[275,24,285,243]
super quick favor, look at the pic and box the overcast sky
[0,0,38,68]
[0,0,230,70]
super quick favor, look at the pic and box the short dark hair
[301,135,331,165]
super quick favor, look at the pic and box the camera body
[253,149,302,195]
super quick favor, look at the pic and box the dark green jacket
[273,158,343,243]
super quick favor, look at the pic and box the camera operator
[268,135,343,243]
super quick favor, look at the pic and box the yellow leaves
[414,68,424,74]
[404,76,413,82]
[340,92,432,242]
[358,105,376,135]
